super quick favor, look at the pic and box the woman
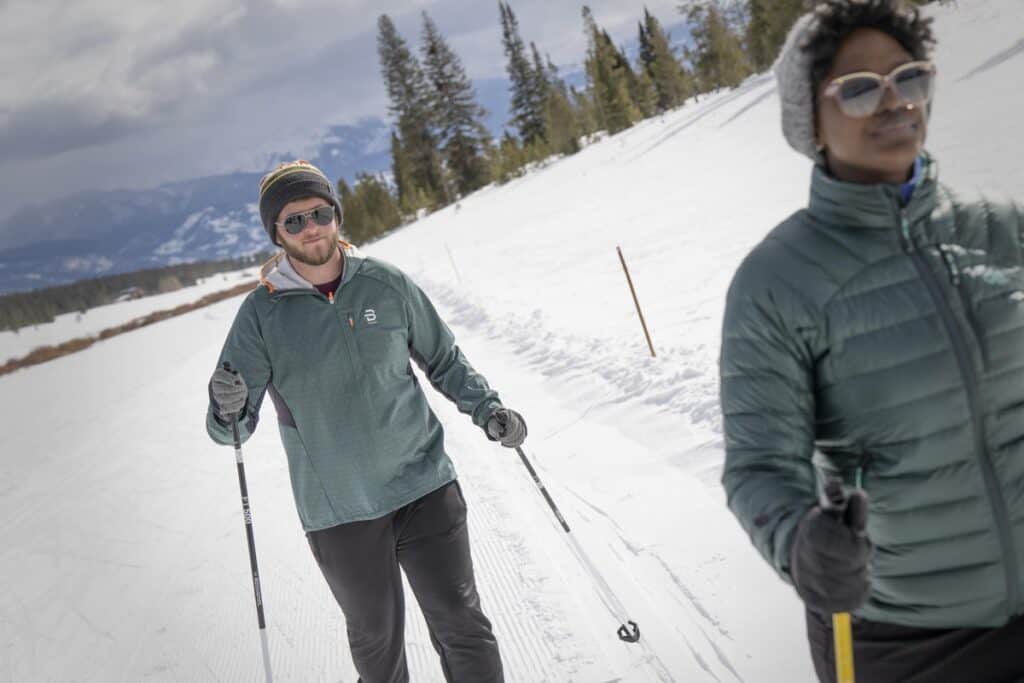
[719,1,1024,681]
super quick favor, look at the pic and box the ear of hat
[258,160,344,245]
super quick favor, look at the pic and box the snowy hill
[1,1,1021,681]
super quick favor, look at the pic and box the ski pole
[823,480,856,683]
[231,414,274,683]
[513,446,640,643]
[833,613,855,683]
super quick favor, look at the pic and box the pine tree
[633,67,659,118]
[744,0,806,71]
[570,85,600,139]
[582,6,641,134]
[488,130,528,183]
[336,179,366,243]
[638,20,655,75]
[500,2,546,146]
[338,175,404,245]
[377,14,448,208]
[540,56,581,155]
[389,131,429,216]
[643,8,694,111]
[420,12,492,197]
[682,1,751,92]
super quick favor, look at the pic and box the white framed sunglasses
[823,60,936,118]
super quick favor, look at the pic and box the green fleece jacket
[720,157,1024,628]
[207,244,502,530]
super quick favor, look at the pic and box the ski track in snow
[419,276,723,437]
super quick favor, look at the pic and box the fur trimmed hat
[774,11,826,163]
[258,160,344,245]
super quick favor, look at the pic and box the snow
[0,267,260,363]
[2,1,1021,681]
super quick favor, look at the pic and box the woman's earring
[815,140,826,153]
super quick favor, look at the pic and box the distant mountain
[0,50,637,295]
[0,120,392,294]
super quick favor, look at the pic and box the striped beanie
[258,160,344,245]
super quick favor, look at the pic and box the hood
[259,240,365,294]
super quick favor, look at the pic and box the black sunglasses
[277,205,335,235]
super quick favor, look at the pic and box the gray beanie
[258,160,344,246]
[774,11,825,163]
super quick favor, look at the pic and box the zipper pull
[939,245,961,286]
[328,291,334,304]
[899,213,915,252]
[348,315,354,329]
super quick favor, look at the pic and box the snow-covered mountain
[0,119,392,294]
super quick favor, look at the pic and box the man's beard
[281,226,339,266]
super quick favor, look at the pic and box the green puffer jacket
[720,157,1024,628]
[207,243,502,531]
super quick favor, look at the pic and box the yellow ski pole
[823,479,857,683]
[833,612,855,683]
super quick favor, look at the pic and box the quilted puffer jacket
[720,157,1024,628]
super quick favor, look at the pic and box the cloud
[0,98,148,161]
[0,0,685,219]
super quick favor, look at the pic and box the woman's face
[816,28,928,184]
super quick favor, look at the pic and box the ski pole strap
[833,612,855,683]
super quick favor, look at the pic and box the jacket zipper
[899,211,1020,615]
[937,245,990,371]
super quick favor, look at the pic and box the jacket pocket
[278,423,338,530]
[353,311,409,385]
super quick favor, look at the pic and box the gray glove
[209,363,248,423]
[486,408,527,448]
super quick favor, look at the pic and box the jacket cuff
[474,399,503,431]
[211,402,247,428]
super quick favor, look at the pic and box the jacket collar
[806,153,938,229]
[259,240,364,294]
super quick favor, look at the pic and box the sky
[0,0,684,222]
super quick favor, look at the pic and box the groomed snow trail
[1,292,803,682]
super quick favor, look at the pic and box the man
[206,160,525,683]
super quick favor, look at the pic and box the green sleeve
[206,294,272,446]
[719,273,818,581]
[400,274,502,429]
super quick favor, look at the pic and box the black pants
[306,481,503,683]
[807,608,1024,683]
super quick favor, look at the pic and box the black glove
[209,363,248,424]
[789,483,873,614]
[486,408,527,448]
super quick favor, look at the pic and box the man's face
[275,196,340,267]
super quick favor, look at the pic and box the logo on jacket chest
[363,308,377,325]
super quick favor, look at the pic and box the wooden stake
[445,242,462,284]
[617,246,656,358]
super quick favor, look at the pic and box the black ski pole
[231,414,274,682]
[513,446,640,643]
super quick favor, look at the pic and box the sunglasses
[277,205,335,234]
[823,61,936,119]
